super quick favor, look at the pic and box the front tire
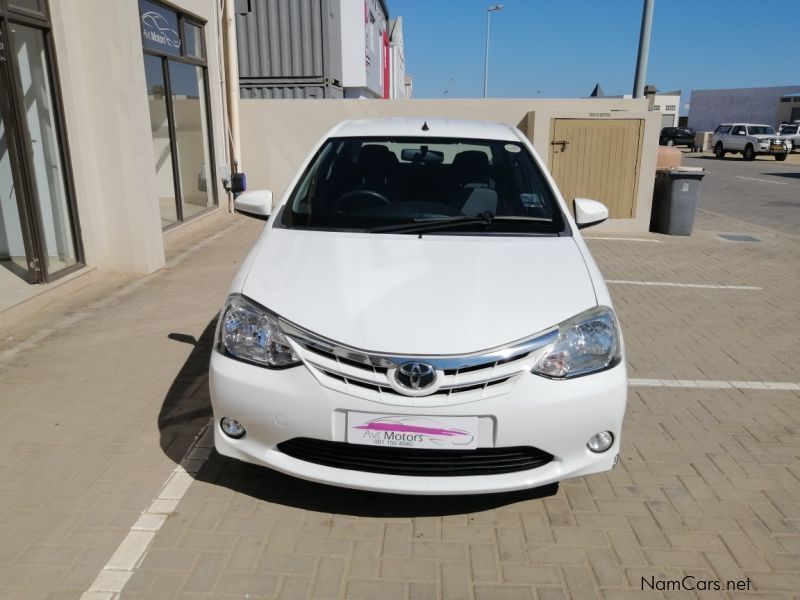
[743,145,755,161]
[714,143,725,159]
[666,139,675,147]
[775,153,787,161]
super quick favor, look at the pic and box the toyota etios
[210,118,627,495]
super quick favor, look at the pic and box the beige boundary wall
[239,98,660,232]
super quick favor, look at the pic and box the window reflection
[184,22,204,59]
[169,61,212,221]
[0,110,29,279]
[10,23,77,274]
[144,54,178,228]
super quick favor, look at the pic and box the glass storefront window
[0,1,82,285]
[144,54,178,228]
[169,61,213,221]
[8,0,44,14]
[0,111,28,278]
[183,22,204,59]
[140,0,216,230]
[9,23,77,273]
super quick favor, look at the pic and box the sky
[390,0,800,111]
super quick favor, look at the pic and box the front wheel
[743,145,755,161]
[666,139,675,147]
[714,143,725,159]
[775,153,787,161]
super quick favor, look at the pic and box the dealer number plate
[346,412,479,450]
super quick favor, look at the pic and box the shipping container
[240,81,344,99]
[235,0,342,98]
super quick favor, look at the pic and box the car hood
[240,228,598,355]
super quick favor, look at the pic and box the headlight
[218,295,300,368]
[532,306,621,378]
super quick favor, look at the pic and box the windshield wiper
[368,212,553,234]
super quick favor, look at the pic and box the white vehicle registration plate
[346,412,479,450]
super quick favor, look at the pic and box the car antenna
[421,121,429,131]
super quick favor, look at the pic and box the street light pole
[483,4,503,98]
[632,0,654,98]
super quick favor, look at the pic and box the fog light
[220,417,246,439]
[587,431,614,453]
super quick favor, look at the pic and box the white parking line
[584,237,662,243]
[736,176,787,186]
[81,423,214,599]
[630,378,799,391]
[605,280,761,290]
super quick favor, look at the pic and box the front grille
[277,437,554,477]
[280,323,557,406]
[318,368,513,397]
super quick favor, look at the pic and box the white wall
[389,17,405,100]
[652,94,679,128]
[340,0,386,98]
[340,0,366,90]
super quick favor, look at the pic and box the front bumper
[209,351,627,495]
[756,142,790,154]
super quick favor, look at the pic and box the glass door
[8,21,78,276]
[0,19,39,283]
[0,3,82,285]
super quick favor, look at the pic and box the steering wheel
[333,189,391,212]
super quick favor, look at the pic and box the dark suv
[659,127,695,148]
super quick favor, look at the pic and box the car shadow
[762,172,800,179]
[159,318,558,517]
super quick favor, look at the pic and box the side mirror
[573,198,608,230]
[737,130,746,135]
[234,190,272,220]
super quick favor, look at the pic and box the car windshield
[280,136,566,235]
[747,126,775,135]
[779,125,797,135]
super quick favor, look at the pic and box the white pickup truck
[710,123,791,161]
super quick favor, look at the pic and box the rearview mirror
[401,147,444,164]
[234,189,272,220]
[573,198,608,229]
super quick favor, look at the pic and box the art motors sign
[139,0,181,56]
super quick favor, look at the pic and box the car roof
[719,123,771,127]
[329,118,522,142]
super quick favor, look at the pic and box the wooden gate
[549,119,644,219]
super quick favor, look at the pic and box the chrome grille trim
[280,319,557,372]
[280,319,558,404]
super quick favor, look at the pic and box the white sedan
[210,118,627,495]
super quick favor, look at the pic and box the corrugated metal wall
[240,83,343,99]
[236,0,343,100]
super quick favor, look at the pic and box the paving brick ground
[0,194,798,599]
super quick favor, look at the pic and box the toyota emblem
[395,362,437,390]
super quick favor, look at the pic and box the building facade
[235,0,403,100]
[388,17,408,99]
[1,0,231,322]
[651,93,680,129]
[688,85,800,132]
